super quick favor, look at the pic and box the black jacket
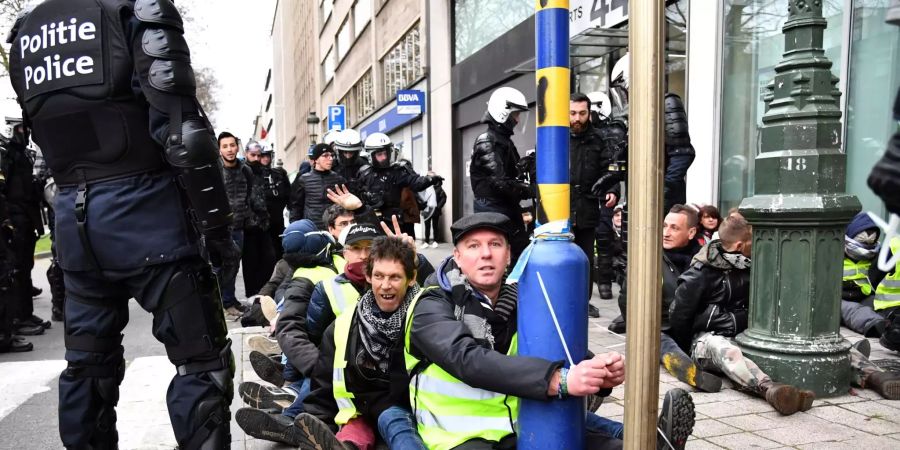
[304,303,412,432]
[334,155,367,195]
[275,253,342,378]
[289,169,346,229]
[663,94,696,213]
[570,125,622,228]
[617,240,700,329]
[356,164,433,220]
[249,162,290,229]
[408,257,562,401]
[668,241,750,352]
[470,121,531,204]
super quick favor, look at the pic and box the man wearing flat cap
[401,212,636,449]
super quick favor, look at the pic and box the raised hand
[380,215,416,250]
[326,184,362,210]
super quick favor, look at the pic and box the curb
[35,251,52,260]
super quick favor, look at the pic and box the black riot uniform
[357,159,439,228]
[470,118,532,264]
[258,149,291,259]
[663,93,696,214]
[570,121,623,300]
[34,148,66,322]
[8,1,236,448]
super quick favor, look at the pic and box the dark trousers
[59,257,233,448]
[214,229,244,307]
[594,206,615,287]
[268,213,286,261]
[242,227,277,297]
[574,226,597,300]
[424,213,442,243]
[10,214,38,320]
[474,198,529,267]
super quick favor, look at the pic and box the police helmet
[587,91,612,123]
[611,53,630,90]
[334,129,363,153]
[322,129,340,146]
[364,133,393,169]
[486,87,528,125]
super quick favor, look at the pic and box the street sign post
[327,105,346,131]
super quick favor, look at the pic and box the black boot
[31,286,42,297]
[0,335,33,353]
[12,319,44,336]
[20,314,50,329]
[588,304,600,318]
[879,316,900,352]
[657,388,695,450]
[608,315,626,334]
[598,283,613,300]
[51,306,65,322]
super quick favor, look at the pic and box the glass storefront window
[383,25,423,102]
[845,1,900,217]
[453,0,533,63]
[718,1,844,212]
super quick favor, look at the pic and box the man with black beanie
[290,143,346,229]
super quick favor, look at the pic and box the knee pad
[154,264,229,366]
[180,397,230,450]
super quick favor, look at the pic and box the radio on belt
[19,17,98,90]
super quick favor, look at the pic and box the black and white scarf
[357,284,420,372]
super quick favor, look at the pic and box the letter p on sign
[327,105,346,131]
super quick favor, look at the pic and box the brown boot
[865,371,900,400]
[764,383,815,415]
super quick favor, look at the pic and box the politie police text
[19,17,97,90]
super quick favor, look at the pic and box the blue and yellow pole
[517,1,588,448]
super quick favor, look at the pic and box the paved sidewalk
[230,243,900,449]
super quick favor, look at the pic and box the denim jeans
[281,377,310,419]
[214,229,244,307]
[377,406,427,450]
[585,411,624,440]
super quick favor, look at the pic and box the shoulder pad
[474,132,494,146]
[142,28,191,62]
[5,6,33,44]
[135,0,184,30]
[664,93,686,112]
[358,165,373,177]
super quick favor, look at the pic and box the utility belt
[55,162,167,187]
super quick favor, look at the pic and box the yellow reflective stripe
[332,310,357,425]
[414,373,505,401]
[415,408,513,435]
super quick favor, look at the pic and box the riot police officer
[258,145,291,259]
[332,128,367,194]
[0,124,48,334]
[470,86,533,264]
[8,1,236,447]
[357,133,442,225]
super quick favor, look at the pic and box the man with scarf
[403,212,695,450]
[235,223,379,446]
[839,212,900,351]
[294,236,426,450]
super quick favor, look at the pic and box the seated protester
[295,236,426,450]
[307,223,381,346]
[669,214,818,415]
[235,223,380,446]
[839,212,900,348]
[404,212,696,450]
[610,205,721,392]
[239,220,346,416]
[873,233,900,352]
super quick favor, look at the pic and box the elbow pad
[664,93,692,148]
[134,0,197,115]
[165,120,233,232]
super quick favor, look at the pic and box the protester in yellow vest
[874,235,900,352]
[295,236,427,450]
[403,212,695,450]
[308,223,381,347]
[839,212,900,352]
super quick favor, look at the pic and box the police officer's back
[8,0,236,447]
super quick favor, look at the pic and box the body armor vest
[9,0,164,187]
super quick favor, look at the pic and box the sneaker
[259,296,278,323]
[294,413,347,450]
[239,381,296,412]
[586,392,604,413]
[430,242,439,248]
[879,317,900,352]
[852,339,871,358]
[657,388,695,450]
[235,407,303,446]
[588,304,600,318]
[248,335,281,356]
[224,306,243,320]
[13,320,45,336]
[250,350,285,387]
[419,241,430,249]
[598,283,613,300]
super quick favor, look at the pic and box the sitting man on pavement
[404,212,696,450]
[668,213,818,414]
[294,236,426,450]
[839,212,900,351]
[238,219,345,417]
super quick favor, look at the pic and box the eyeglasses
[319,153,335,159]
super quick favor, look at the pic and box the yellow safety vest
[403,287,519,450]
[292,254,346,285]
[843,258,873,296]
[332,308,359,426]
[875,238,900,311]
[323,275,362,317]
